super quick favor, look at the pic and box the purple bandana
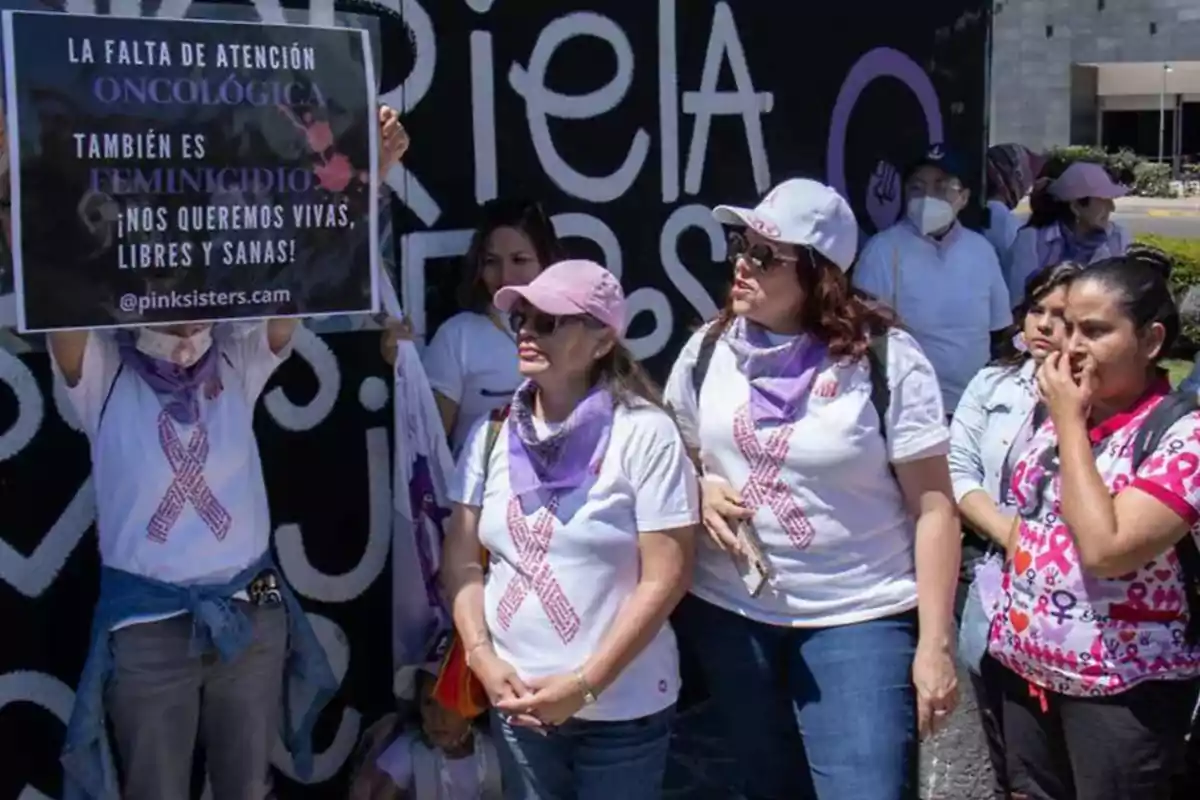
[115,330,223,426]
[724,317,828,426]
[1058,222,1111,264]
[507,380,614,497]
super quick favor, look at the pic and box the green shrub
[1136,234,1200,349]
[1042,146,1173,197]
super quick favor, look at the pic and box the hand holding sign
[1,11,382,332]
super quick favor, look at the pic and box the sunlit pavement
[661,665,996,799]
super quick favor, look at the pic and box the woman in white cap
[663,179,961,800]
[1005,160,1130,308]
[441,259,699,799]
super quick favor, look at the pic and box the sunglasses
[728,231,799,272]
[509,307,604,338]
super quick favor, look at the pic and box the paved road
[1016,198,1200,239]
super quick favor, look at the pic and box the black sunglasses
[509,307,604,338]
[727,231,799,272]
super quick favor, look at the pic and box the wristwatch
[574,669,598,706]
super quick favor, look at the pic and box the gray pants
[106,603,288,800]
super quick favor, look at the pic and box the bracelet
[573,669,598,706]
[464,638,491,669]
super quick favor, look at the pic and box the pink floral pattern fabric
[988,388,1200,697]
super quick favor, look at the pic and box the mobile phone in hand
[731,518,772,597]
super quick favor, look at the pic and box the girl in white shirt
[441,259,699,800]
[419,199,565,454]
[949,261,1082,800]
[663,178,960,800]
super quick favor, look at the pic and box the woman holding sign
[52,107,408,800]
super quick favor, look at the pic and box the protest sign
[1,10,379,332]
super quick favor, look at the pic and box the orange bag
[431,407,508,719]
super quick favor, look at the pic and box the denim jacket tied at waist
[59,550,338,800]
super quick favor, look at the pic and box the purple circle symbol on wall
[826,47,944,232]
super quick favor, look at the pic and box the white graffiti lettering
[0,670,75,800]
[263,326,341,431]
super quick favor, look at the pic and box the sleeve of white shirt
[221,321,293,405]
[422,319,464,403]
[448,414,492,507]
[621,406,700,531]
[374,731,416,789]
[985,246,1014,331]
[851,234,892,305]
[661,327,708,450]
[884,329,950,463]
[948,368,996,503]
[51,331,121,437]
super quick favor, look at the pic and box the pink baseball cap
[494,259,627,333]
[1049,162,1127,202]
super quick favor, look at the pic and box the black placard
[2,10,379,332]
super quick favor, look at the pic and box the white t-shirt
[423,311,521,454]
[54,324,287,589]
[854,222,1013,413]
[984,200,1021,262]
[450,400,699,721]
[663,326,949,627]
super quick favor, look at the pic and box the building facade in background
[992,0,1200,163]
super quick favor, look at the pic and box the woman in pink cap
[440,259,699,799]
[1005,160,1130,309]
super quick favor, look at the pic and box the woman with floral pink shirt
[989,257,1200,799]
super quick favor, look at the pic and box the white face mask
[136,327,213,367]
[906,196,957,236]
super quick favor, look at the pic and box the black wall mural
[0,1,990,798]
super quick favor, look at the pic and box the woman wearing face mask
[394,199,563,454]
[854,146,1013,416]
[665,179,961,800]
[441,260,698,800]
[53,108,409,800]
[984,143,1043,262]
[949,261,1082,800]
[1005,160,1130,309]
[989,258,1200,799]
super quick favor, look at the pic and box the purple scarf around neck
[506,380,614,498]
[724,317,828,426]
[1057,222,1111,264]
[115,330,222,425]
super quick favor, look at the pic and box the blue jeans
[673,595,918,800]
[490,706,675,800]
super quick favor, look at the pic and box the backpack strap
[481,404,509,484]
[690,324,724,398]
[97,362,125,435]
[865,331,891,443]
[1129,391,1200,646]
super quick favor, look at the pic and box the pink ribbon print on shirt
[991,417,1200,696]
[731,404,817,549]
[496,494,581,643]
[146,410,232,542]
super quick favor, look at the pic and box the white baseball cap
[712,178,859,272]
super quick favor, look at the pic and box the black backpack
[690,324,892,444]
[1125,391,1200,646]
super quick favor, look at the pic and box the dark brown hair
[456,198,565,312]
[709,247,898,359]
[590,342,665,410]
[992,261,1084,367]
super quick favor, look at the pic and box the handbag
[431,406,509,718]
